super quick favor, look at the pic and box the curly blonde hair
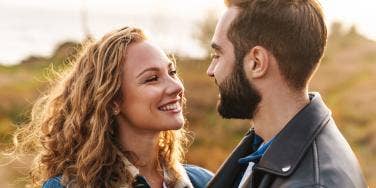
[11,27,190,187]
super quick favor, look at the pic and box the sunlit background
[1,0,376,65]
[0,0,375,187]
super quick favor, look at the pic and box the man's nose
[207,61,216,77]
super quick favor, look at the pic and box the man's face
[207,7,261,119]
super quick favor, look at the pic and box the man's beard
[217,59,261,119]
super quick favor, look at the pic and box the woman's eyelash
[144,70,176,83]
[170,70,177,75]
[145,76,158,82]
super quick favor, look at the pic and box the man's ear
[243,46,270,78]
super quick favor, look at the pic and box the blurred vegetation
[1,22,376,187]
[193,9,218,59]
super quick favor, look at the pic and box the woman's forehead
[124,41,173,75]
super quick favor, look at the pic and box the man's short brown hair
[225,0,327,90]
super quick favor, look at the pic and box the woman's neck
[117,123,163,187]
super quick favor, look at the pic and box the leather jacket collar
[255,92,331,176]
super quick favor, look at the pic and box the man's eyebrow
[136,67,159,78]
[211,42,223,53]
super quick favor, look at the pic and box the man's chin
[217,101,253,119]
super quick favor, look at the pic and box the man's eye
[145,76,158,83]
[211,52,220,59]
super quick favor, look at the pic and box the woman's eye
[145,76,158,83]
[169,70,177,77]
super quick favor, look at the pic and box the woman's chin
[163,120,185,131]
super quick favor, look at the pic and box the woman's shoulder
[42,166,213,188]
[42,176,63,188]
[183,164,213,188]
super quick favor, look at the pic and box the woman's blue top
[43,164,213,188]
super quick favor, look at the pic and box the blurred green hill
[1,24,375,187]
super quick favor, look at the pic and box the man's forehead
[222,7,239,27]
[212,7,239,48]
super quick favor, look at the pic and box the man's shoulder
[270,118,367,187]
[314,121,367,187]
[288,121,368,188]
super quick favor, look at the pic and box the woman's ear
[113,101,120,115]
[243,46,270,78]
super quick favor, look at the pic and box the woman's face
[116,40,184,132]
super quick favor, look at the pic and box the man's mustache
[214,79,219,86]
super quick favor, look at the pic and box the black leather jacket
[207,93,367,188]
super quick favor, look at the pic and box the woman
[12,27,212,187]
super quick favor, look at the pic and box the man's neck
[253,90,310,142]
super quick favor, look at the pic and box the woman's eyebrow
[168,62,175,69]
[136,67,160,78]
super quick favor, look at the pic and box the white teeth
[159,102,180,111]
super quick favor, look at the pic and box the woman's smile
[158,99,182,112]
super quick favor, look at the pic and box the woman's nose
[166,77,184,97]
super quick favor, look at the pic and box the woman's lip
[158,98,181,108]
[165,108,182,113]
[158,101,182,112]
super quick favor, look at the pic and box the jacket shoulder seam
[313,139,320,184]
[291,183,327,188]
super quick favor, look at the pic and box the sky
[0,0,375,65]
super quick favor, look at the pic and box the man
[206,0,368,187]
